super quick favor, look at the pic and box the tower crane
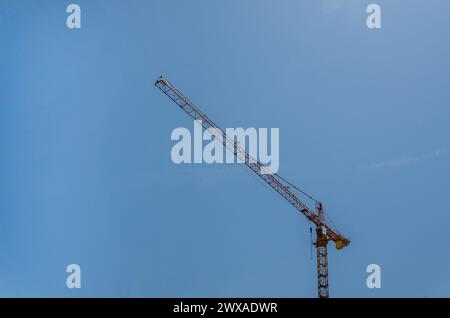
[155,77,350,298]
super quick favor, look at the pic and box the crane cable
[275,173,343,236]
[274,173,320,204]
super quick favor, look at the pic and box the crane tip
[155,76,165,86]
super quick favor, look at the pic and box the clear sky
[1,0,449,297]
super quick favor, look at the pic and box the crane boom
[155,76,350,298]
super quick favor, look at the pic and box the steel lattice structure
[155,77,350,298]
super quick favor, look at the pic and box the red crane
[155,77,350,298]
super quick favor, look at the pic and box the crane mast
[155,77,350,298]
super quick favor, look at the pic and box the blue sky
[1,0,449,297]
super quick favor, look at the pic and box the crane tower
[155,77,350,298]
